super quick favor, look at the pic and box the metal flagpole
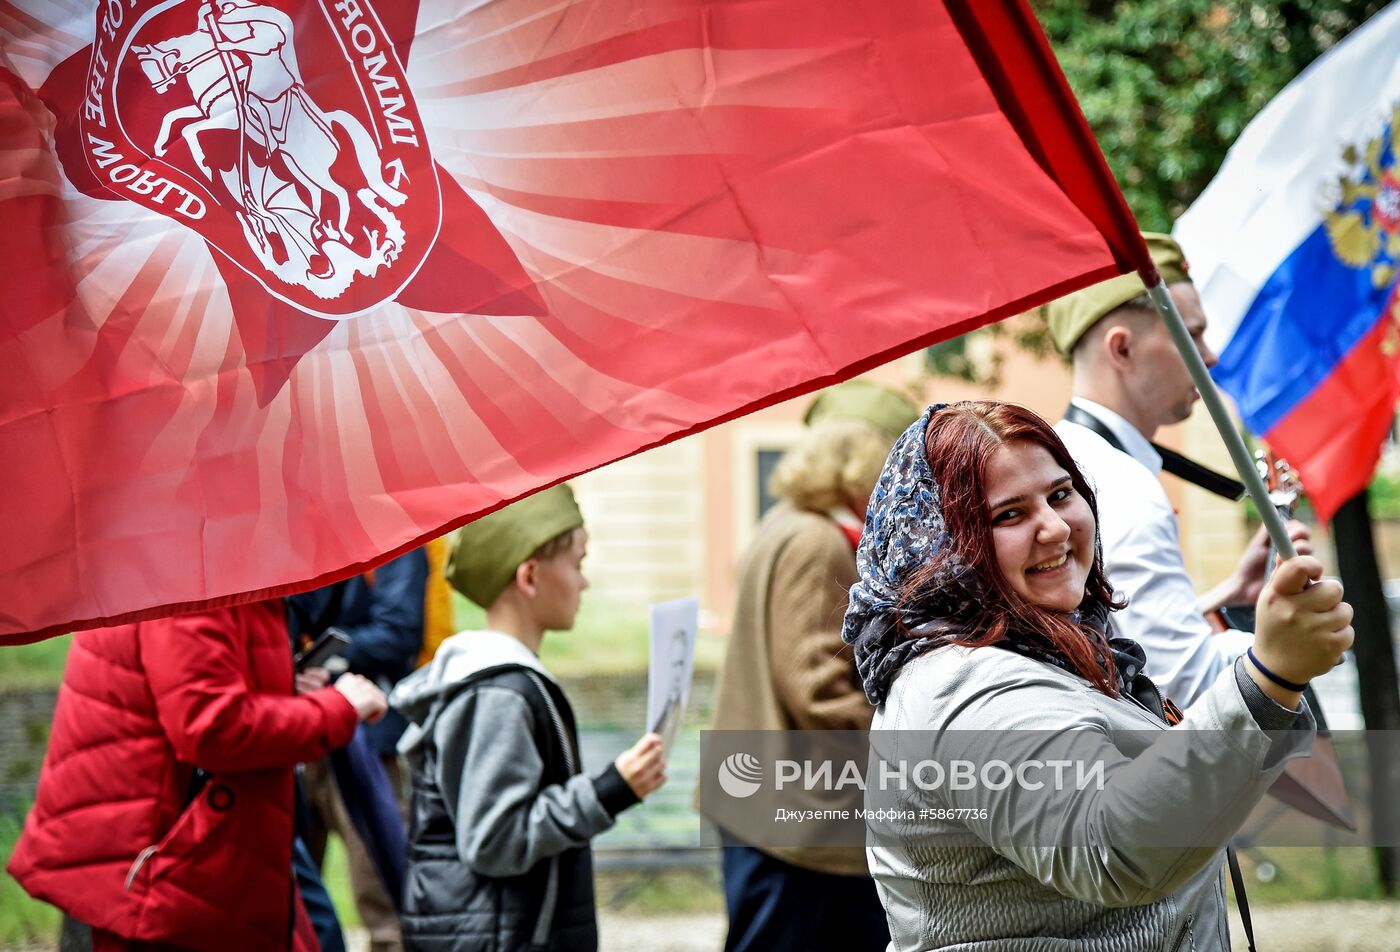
[1150,279,1353,828]
[1143,279,1299,562]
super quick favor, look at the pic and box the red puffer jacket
[8,601,359,950]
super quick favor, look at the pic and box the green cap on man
[803,380,920,439]
[446,483,584,608]
[1045,232,1192,355]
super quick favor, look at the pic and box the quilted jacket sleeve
[141,606,359,773]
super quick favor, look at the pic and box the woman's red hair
[899,401,1123,696]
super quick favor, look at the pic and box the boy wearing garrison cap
[1047,233,1311,707]
[391,484,665,952]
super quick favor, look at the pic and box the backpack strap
[520,669,576,951]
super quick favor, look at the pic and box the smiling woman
[892,402,1124,697]
[840,400,1354,952]
[984,431,1095,611]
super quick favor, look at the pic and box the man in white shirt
[1047,233,1310,706]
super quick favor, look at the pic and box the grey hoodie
[391,630,637,880]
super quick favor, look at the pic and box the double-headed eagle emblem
[1324,105,1400,353]
[1324,105,1400,288]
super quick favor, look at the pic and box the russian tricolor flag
[1176,3,1400,523]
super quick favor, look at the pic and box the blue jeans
[721,839,889,952]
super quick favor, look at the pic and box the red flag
[0,0,1147,642]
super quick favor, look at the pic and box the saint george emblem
[83,0,441,317]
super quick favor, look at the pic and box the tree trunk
[1331,488,1400,896]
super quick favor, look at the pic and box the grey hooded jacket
[391,630,638,951]
[866,644,1314,952]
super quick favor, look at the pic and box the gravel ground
[1226,901,1400,951]
[599,912,727,951]
[585,903,1400,952]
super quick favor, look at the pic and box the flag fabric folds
[0,0,1146,641]
[1175,3,1400,523]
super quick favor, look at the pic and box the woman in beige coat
[708,379,918,952]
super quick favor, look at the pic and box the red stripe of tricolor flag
[1267,308,1400,524]
[0,0,1154,642]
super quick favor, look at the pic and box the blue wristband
[1246,647,1309,692]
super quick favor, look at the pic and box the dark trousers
[304,754,405,952]
[294,835,346,952]
[721,842,890,952]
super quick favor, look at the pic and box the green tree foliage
[1035,0,1388,229]
[930,2,1389,383]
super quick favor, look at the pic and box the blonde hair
[769,420,893,512]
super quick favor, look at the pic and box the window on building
[756,448,785,521]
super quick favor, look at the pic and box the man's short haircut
[1070,294,1158,363]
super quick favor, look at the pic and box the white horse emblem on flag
[82,0,442,317]
[132,0,407,297]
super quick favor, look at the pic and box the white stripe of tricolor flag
[1174,0,1400,354]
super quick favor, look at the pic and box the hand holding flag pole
[1143,279,1299,563]
[1153,267,1356,837]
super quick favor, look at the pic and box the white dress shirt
[1056,398,1253,706]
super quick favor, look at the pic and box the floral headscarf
[840,405,1143,706]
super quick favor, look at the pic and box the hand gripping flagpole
[1142,279,1299,562]
[1146,275,1349,835]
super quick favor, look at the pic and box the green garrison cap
[1045,233,1192,354]
[446,483,584,608]
[802,380,921,438]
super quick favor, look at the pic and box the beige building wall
[571,335,1257,633]
[570,437,707,610]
